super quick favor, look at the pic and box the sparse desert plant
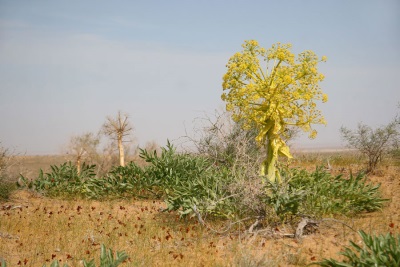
[42,260,69,267]
[340,118,399,173]
[316,230,400,267]
[82,244,128,267]
[221,40,328,182]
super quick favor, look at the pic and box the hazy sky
[1,1,399,154]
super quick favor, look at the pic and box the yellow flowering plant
[222,40,328,183]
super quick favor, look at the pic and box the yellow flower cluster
[221,40,328,183]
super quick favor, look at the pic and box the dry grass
[1,152,400,266]
[1,192,281,266]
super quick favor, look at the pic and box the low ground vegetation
[18,143,386,222]
[316,230,400,267]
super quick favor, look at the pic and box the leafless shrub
[66,132,100,174]
[340,117,399,173]
[182,110,260,163]
[0,142,22,182]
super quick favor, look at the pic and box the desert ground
[0,152,399,266]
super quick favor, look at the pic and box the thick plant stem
[118,135,125,167]
[76,157,81,175]
[261,139,281,183]
[260,121,293,183]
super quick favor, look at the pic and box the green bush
[81,162,152,199]
[141,141,235,217]
[264,179,305,221]
[19,162,96,197]
[253,167,386,222]
[19,161,158,200]
[316,230,400,267]
[288,168,386,216]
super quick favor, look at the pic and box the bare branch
[102,111,134,167]
[102,111,133,140]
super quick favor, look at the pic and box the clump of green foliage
[288,168,386,216]
[19,161,150,200]
[82,162,156,200]
[263,178,305,221]
[316,230,400,267]
[140,142,234,217]
[257,167,386,222]
[19,141,386,222]
[19,142,235,218]
[19,162,96,197]
[82,244,128,267]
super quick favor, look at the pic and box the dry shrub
[181,111,268,218]
[0,142,18,201]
